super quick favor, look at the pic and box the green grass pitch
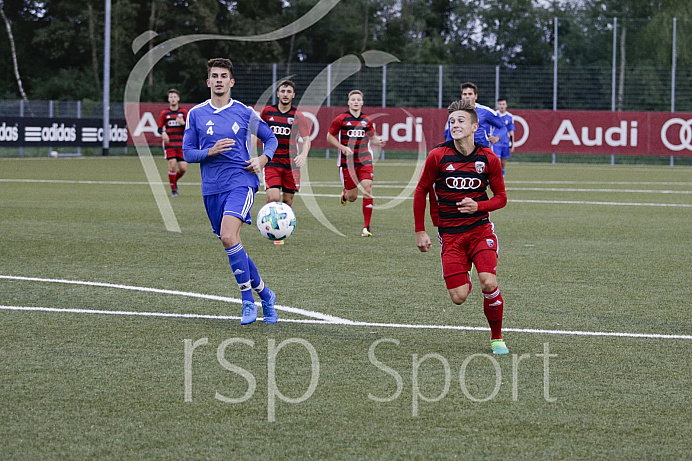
[1,155,691,459]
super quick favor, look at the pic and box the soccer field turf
[1,156,690,459]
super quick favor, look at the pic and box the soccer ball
[256,202,296,241]
[50,150,59,158]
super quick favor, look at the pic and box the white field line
[1,275,691,340]
[0,275,350,324]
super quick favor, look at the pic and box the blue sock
[502,169,506,176]
[226,244,254,303]
[247,255,271,302]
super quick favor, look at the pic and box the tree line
[0,0,690,105]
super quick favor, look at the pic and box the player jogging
[183,58,279,325]
[260,80,312,208]
[414,99,510,355]
[157,89,187,196]
[443,82,504,148]
[493,97,516,176]
[326,90,386,237]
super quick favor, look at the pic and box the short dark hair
[497,97,507,103]
[207,58,233,77]
[277,80,295,91]
[447,99,478,124]
[167,88,180,97]
[460,82,478,95]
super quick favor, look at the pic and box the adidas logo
[233,269,245,275]
[269,117,275,121]
[489,301,502,307]
[445,164,455,171]
[346,122,352,126]
[206,120,214,126]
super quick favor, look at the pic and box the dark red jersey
[328,111,375,167]
[260,105,311,169]
[414,141,507,234]
[157,108,187,149]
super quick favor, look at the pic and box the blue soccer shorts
[493,145,511,159]
[203,186,256,237]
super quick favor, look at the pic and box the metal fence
[2,64,690,120]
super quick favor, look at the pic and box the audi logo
[346,129,366,138]
[445,177,483,190]
[661,118,692,152]
[271,126,292,136]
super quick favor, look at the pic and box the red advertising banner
[126,103,692,157]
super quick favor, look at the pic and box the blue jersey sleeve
[183,109,208,163]
[252,113,278,160]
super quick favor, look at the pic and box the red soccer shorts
[340,163,374,190]
[264,166,300,193]
[165,148,184,160]
[440,223,499,289]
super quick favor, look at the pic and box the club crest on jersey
[486,239,494,248]
[475,161,486,174]
[232,122,240,134]
[287,117,294,125]
[361,120,367,127]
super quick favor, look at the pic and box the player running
[326,90,386,237]
[493,97,516,176]
[414,99,510,355]
[260,80,312,208]
[183,58,279,325]
[157,89,187,197]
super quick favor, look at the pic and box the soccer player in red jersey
[326,90,386,237]
[414,100,510,355]
[157,89,187,197]
[260,80,312,208]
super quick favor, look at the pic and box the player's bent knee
[449,292,468,305]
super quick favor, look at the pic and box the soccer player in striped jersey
[326,90,386,237]
[183,58,279,325]
[414,100,510,355]
[260,80,312,208]
[157,89,188,197]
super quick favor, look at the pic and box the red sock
[483,287,504,339]
[176,169,185,181]
[168,171,177,191]
[363,197,373,228]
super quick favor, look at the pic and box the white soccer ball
[50,150,59,158]
[256,201,296,241]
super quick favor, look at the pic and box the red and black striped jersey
[328,111,375,167]
[260,105,311,169]
[414,141,507,234]
[157,108,187,149]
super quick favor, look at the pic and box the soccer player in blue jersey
[443,82,505,148]
[183,58,280,325]
[492,97,516,176]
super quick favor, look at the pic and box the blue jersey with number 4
[183,99,277,196]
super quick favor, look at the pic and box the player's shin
[246,255,271,302]
[226,244,254,303]
[363,197,373,228]
[482,287,504,339]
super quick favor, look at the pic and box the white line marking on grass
[0,304,690,340]
[508,199,692,207]
[2,178,690,207]
[0,275,350,324]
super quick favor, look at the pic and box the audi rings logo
[445,177,483,190]
[661,118,692,151]
[271,126,292,136]
[346,129,366,138]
